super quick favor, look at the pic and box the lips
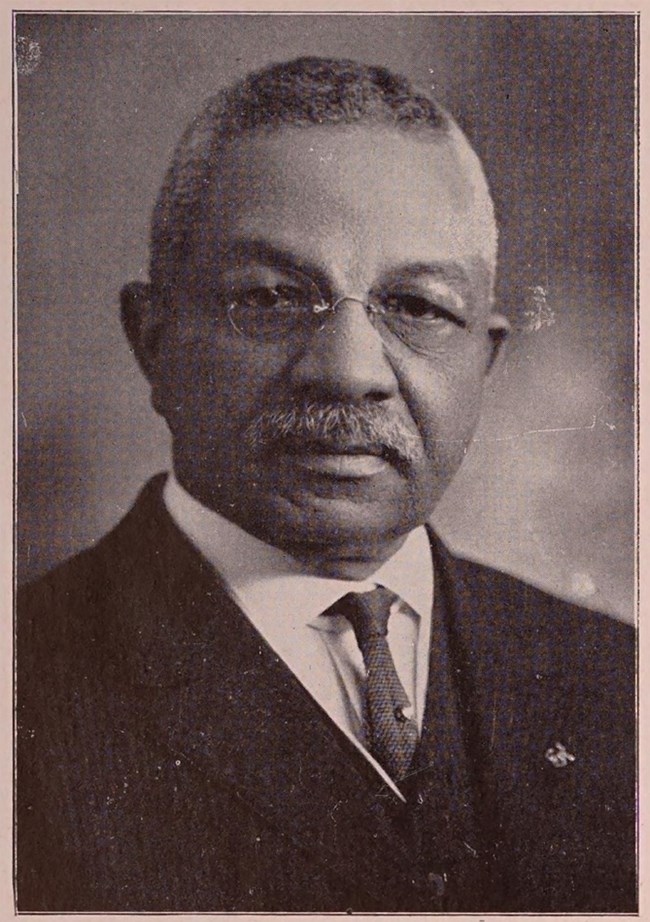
[294,452,390,477]
[276,439,394,479]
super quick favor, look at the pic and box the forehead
[196,125,495,289]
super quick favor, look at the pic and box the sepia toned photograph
[14,12,637,913]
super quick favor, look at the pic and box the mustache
[243,401,423,465]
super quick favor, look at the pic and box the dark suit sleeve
[16,557,112,910]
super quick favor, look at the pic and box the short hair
[150,56,496,300]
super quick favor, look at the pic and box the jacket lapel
[104,480,428,908]
[427,532,604,909]
[432,530,583,774]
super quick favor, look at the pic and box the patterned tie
[332,587,419,783]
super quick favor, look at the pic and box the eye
[225,281,313,340]
[380,292,466,328]
[234,285,304,313]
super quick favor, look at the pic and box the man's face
[148,125,507,576]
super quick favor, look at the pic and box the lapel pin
[545,741,576,768]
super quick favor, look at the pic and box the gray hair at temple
[149,56,499,303]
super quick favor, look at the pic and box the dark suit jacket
[16,476,636,913]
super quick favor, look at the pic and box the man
[16,57,636,913]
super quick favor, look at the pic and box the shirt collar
[163,472,434,626]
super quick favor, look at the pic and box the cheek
[396,342,489,465]
[153,328,288,435]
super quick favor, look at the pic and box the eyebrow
[216,239,333,293]
[381,261,471,287]
[216,237,472,292]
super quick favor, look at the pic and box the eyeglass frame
[226,292,427,333]
[219,265,472,353]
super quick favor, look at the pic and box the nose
[289,298,399,403]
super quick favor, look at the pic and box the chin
[240,487,429,567]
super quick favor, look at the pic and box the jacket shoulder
[20,475,184,615]
[17,475,227,680]
[437,546,635,683]
[458,553,633,629]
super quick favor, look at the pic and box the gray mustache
[243,402,422,464]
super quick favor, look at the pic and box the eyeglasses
[216,267,469,354]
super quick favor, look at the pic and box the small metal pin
[545,741,576,768]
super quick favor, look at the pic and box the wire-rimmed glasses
[218,266,468,354]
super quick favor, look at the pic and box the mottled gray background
[16,14,636,622]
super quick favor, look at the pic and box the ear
[486,312,511,372]
[120,281,165,381]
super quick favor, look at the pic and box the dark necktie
[331,587,419,783]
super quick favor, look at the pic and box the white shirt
[164,473,433,799]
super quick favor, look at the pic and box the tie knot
[333,586,397,646]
